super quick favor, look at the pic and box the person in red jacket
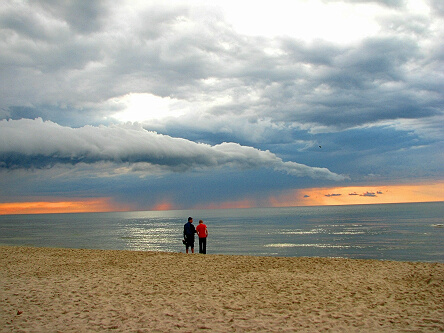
[195,219,208,254]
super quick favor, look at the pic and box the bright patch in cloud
[216,0,381,43]
[111,93,189,122]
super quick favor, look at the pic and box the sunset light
[0,199,131,215]
[1,182,442,215]
[199,182,444,211]
[287,182,444,207]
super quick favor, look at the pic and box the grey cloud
[0,2,235,105]
[33,0,109,34]
[325,193,342,197]
[0,118,346,181]
[332,37,418,83]
[0,6,101,72]
[0,4,67,41]
[282,39,344,66]
[6,105,113,128]
[259,36,442,130]
[379,13,430,36]
[430,0,444,16]
[1,1,442,144]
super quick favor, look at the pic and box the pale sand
[1,246,443,332]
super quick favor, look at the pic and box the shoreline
[1,246,443,332]
[2,243,444,264]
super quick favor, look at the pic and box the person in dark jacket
[183,217,196,253]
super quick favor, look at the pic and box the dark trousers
[198,237,207,254]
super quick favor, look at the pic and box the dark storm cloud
[0,0,442,208]
[1,0,442,137]
[272,35,442,129]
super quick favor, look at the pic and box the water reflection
[1,202,441,261]
[120,219,183,252]
[264,243,363,249]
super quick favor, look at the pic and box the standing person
[195,219,208,254]
[183,217,196,254]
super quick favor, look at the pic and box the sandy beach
[1,246,443,332]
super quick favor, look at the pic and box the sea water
[0,202,443,262]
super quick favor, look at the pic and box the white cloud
[213,0,381,43]
[0,118,346,181]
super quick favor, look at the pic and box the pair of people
[183,217,208,254]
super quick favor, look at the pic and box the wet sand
[1,246,443,332]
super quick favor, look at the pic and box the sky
[0,0,443,214]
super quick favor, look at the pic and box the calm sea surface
[0,202,443,262]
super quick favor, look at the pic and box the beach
[1,246,443,332]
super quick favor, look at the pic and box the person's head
[199,220,203,224]
[188,217,193,223]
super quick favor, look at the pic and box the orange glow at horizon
[0,198,132,215]
[151,201,174,211]
[2,182,442,215]
[194,182,443,211]
[268,182,444,207]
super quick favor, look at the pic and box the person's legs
[188,239,195,254]
[186,238,194,254]
[202,237,206,254]
[199,238,204,253]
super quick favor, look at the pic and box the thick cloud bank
[0,118,346,181]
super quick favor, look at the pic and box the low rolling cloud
[0,118,346,181]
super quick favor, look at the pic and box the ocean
[0,202,443,263]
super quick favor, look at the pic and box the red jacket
[196,223,208,238]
